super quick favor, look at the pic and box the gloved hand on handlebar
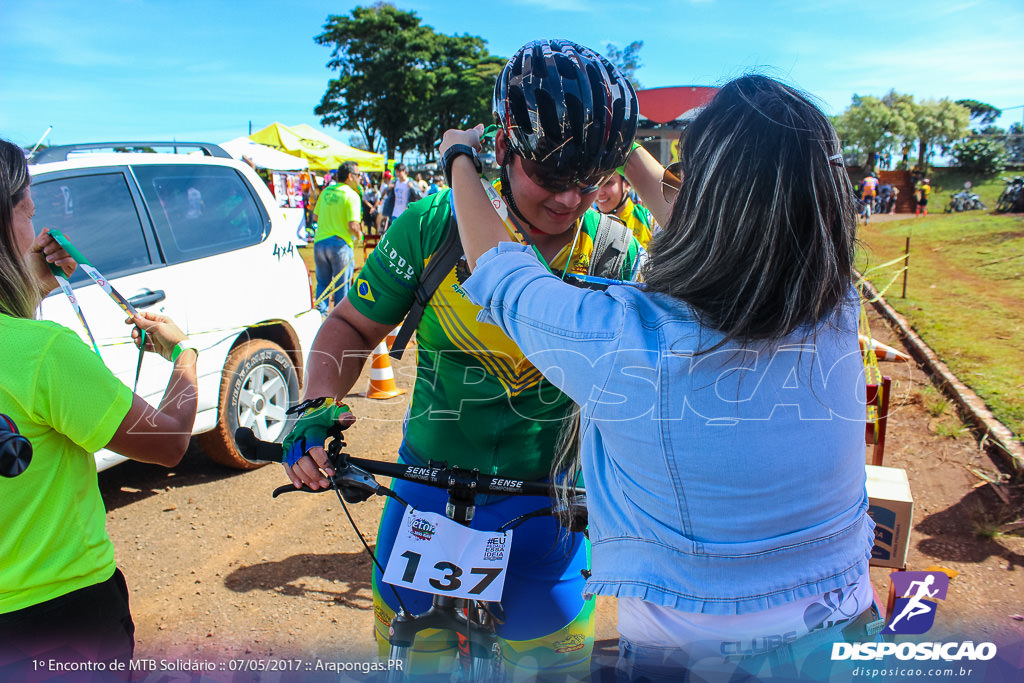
[282,398,353,490]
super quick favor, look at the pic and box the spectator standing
[312,161,362,314]
[915,178,931,216]
[361,183,380,236]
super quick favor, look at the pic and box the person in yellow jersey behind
[595,169,657,248]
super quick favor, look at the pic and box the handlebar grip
[234,427,284,464]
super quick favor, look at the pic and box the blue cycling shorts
[371,460,593,679]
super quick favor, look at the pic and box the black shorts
[0,568,135,679]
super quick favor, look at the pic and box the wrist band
[171,339,199,363]
[442,144,482,187]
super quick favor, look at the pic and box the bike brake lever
[272,483,335,498]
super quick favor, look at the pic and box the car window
[133,165,267,264]
[31,172,153,285]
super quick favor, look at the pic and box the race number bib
[382,509,513,602]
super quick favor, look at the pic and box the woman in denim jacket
[442,75,879,680]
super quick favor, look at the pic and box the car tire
[199,339,299,469]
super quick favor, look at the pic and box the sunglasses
[517,154,612,195]
[661,162,683,204]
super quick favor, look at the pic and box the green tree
[950,137,1007,176]
[406,34,504,162]
[314,3,436,160]
[835,95,903,172]
[881,90,919,168]
[912,99,970,170]
[954,99,1002,129]
[605,41,643,89]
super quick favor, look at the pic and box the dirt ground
[97,254,1024,677]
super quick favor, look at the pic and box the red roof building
[635,86,719,165]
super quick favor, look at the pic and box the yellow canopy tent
[249,122,386,173]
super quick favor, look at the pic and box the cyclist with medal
[282,39,642,679]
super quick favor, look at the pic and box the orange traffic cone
[361,339,407,400]
[385,326,399,351]
[859,334,912,363]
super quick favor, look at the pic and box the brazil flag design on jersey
[348,187,642,481]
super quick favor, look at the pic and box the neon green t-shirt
[348,188,642,480]
[0,315,133,613]
[314,182,361,248]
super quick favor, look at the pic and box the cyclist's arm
[105,312,198,466]
[623,144,674,228]
[285,301,393,490]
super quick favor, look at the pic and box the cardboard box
[865,465,914,568]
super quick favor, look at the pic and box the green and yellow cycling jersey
[616,196,655,248]
[348,187,642,481]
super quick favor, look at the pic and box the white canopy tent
[219,137,309,171]
[220,137,312,242]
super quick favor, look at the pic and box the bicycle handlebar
[234,427,585,499]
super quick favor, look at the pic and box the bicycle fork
[385,596,503,682]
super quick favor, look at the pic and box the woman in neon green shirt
[0,139,200,676]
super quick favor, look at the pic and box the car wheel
[199,339,299,469]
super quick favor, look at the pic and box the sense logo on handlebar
[383,509,512,602]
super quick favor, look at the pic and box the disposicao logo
[831,571,997,663]
[885,570,948,635]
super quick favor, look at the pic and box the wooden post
[901,237,910,298]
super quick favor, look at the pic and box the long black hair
[644,75,858,347]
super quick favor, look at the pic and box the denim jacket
[463,244,875,616]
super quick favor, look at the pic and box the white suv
[29,142,322,471]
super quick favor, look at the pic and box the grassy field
[856,183,1024,444]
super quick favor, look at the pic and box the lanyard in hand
[45,229,147,391]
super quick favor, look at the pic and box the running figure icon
[887,574,939,630]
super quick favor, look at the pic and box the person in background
[444,74,878,681]
[860,172,879,206]
[387,163,422,223]
[312,161,362,314]
[361,181,380,237]
[594,169,657,248]
[915,177,931,216]
[0,138,199,677]
[414,171,429,195]
[878,180,892,214]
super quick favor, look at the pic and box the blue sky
[3,0,1023,152]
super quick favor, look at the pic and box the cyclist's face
[498,133,596,237]
[12,190,36,256]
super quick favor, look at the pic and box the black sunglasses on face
[517,154,611,195]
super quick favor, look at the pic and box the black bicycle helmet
[494,39,638,181]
